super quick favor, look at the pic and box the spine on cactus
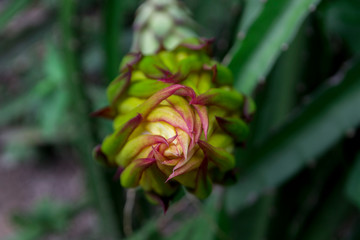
[93,0,255,211]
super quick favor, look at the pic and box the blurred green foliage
[1,0,359,239]
[9,199,87,240]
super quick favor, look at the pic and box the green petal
[140,165,178,197]
[178,55,203,77]
[167,150,203,181]
[216,116,250,142]
[128,80,170,98]
[131,70,147,81]
[106,73,130,107]
[198,140,235,172]
[181,73,200,95]
[173,170,197,188]
[120,158,155,188]
[137,84,196,117]
[191,160,212,199]
[192,174,212,199]
[114,84,195,129]
[197,72,212,94]
[208,133,233,149]
[215,64,233,86]
[118,97,144,114]
[138,55,164,77]
[167,159,201,182]
[158,51,177,73]
[191,88,244,111]
[119,53,142,71]
[101,114,143,164]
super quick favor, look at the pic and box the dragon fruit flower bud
[94,38,255,209]
[131,0,197,55]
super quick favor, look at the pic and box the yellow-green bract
[93,38,255,210]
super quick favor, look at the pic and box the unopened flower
[131,0,196,55]
[94,39,255,209]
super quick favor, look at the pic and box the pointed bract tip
[93,145,113,166]
[91,106,116,119]
[148,192,171,214]
[113,166,125,181]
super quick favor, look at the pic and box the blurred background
[1,0,360,240]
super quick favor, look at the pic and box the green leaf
[349,219,360,240]
[345,154,360,209]
[226,61,360,213]
[229,195,274,240]
[228,28,305,240]
[297,181,350,240]
[251,24,306,145]
[322,0,360,55]
[236,0,264,37]
[225,0,322,95]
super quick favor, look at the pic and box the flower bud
[94,39,255,208]
[131,0,197,55]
